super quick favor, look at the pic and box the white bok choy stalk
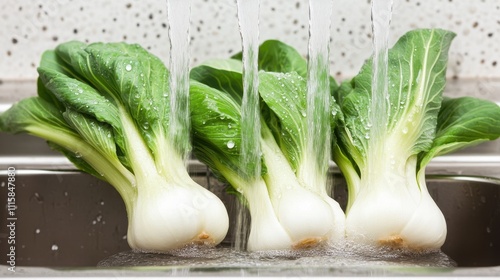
[0,42,229,252]
[333,29,500,251]
[190,40,345,251]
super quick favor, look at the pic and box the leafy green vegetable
[0,41,229,252]
[191,40,345,251]
[333,29,500,251]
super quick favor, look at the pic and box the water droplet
[402,127,409,134]
[228,124,232,129]
[51,244,59,251]
[100,200,105,206]
[364,133,370,139]
[142,122,150,130]
[74,151,82,158]
[301,111,307,117]
[226,140,235,149]
[486,227,491,233]
[125,64,132,71]
[35,229,40,234]
[1,182,5,187]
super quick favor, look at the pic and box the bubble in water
[51,244,59,251]
[125,64,132,71]
[226,140,235,149]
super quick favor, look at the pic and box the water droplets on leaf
[226,140,235,149]
[125,64,132,72]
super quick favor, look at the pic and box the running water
[305,0,334,192]
[368,0,393,145]
[236,0,261,181]
[235,0,260,251]
[166,0,192,160]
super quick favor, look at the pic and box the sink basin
[0,169,499,277]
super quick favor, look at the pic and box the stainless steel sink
[0,169,499,276]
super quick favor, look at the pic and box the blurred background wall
[1,0,499,94]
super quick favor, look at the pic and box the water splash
[166,0,192,160]
[98,244,456,269]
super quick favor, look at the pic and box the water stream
[306,0,334,190]
[368,0,393,147]
[166,0,192,159]
[234,0,261,251]
[236,0,261,181]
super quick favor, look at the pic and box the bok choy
[0,42,229,252]
[190,41,345,251]
[333,29,500,251]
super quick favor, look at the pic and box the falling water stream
[367,0,393,166]
[100,0,456,270]
[305,0,334,191]
[236,0,261,180]
[234,0,260,251]
[166,0,192,159]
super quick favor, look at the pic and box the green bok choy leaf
[190,40,345,251]
[333,29,500,251]
[0,42,229,252]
